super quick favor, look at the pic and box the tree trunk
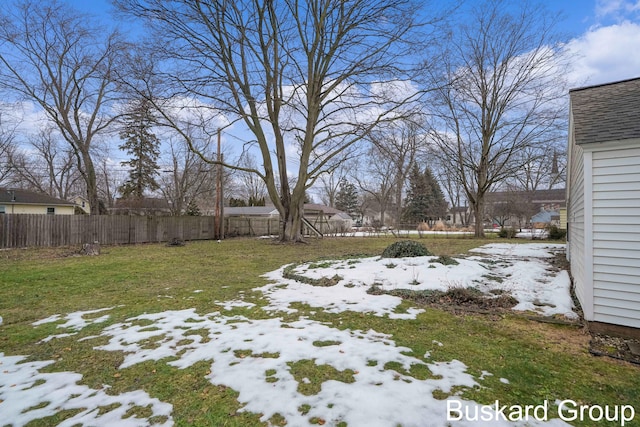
[82,151,100,216]
[472,197,485,238]
[279,195,305,242]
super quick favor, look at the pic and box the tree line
[0,0,569,240]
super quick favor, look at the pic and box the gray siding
[591,146,640,328]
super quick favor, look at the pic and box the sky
[64,0,640,88]
[60,0,640,169]
[4,0,640,194]
[1,242,583,426]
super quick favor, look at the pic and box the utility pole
[214,129,224,240]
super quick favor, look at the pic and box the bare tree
[427,0,569,237]
[95,157,122,211]
[354,146,395,226]
[0,113,18,186]
[235,153,268,205]
[505,144,567,192]
[368,118,426,226]
[316,159,353,208]
[159,136,214,216]
[115,0,444,241]
[0,1,125,214]
[10,129,82,199]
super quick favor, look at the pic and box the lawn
[1,236,638,427]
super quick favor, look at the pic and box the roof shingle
[570,77,640,145]
[0,188,75,206]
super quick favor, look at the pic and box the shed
[0,188,75,215]
[566,77,640,338]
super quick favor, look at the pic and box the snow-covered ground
[0,243,576,426]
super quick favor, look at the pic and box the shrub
[547,225,567,240]
[498,227,517,238]
[381,240,432,258]
[429,255,459,266]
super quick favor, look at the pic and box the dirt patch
[367,285,519,312]
[590,334,640,365]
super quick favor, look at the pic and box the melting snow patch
[258,243,576,320]
[91,309,488,426]
[215,299,256,310]
[469,243,565,259]
[0,353,173,426]
[33,307,117,342]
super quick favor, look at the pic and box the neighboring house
[224,206,280,218]
[530,209,560,227]
[484,188,565,228]
[72,195,91,214]
[303,203,353,233]
[111,197,172,216]
[567,77,640,338]
[224,203,353,235]
[0,188,76,215]
[446,206,471,227]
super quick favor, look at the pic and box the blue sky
[64,0,640,88]
[54,0,640,175]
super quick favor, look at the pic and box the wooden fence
[0,214,226,249]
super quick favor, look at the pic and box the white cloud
[595,0,640,20]
[564,20,640,87]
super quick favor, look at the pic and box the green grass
[1,236,639,427]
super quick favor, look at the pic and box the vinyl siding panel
[567,121,588,316]
[593,313,640,329]
[593,289,640,303]
[591,147,640,327]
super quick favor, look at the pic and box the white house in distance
[567,77,640,338]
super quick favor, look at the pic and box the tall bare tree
[354,146,396,226]
[505,144,567,192]
[316,159,353,208]
[427,0,569,237]
[10,128,82,199]
[234,153,268,205]
[115,0,444,241]
[159,136,214,216]
[368,118,426,226]
[0,1,125,214]
[0,113,18,186]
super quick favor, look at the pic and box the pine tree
[335,179,359,219]
[186,199,201,216]
[423,166,448,223]
[119,99,161,199]
[403,164,447,224]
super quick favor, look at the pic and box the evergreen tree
[248,196,266,206]
[186,199,201,216]
[119,99,161,198]
[335,179,359,219]
[403,164,447,224]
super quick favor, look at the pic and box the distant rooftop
[0,187,75,206]
[570,77,640,145]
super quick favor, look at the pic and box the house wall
[590,143,640,328]
[0,204,75,215]
[567,120,589,318]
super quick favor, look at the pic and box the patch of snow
[92,309,486,426]
[469,243,565,258]
[0,353,173,426]
[215,299,256,310]
[33,307,117,342]
[259,243,576,320]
